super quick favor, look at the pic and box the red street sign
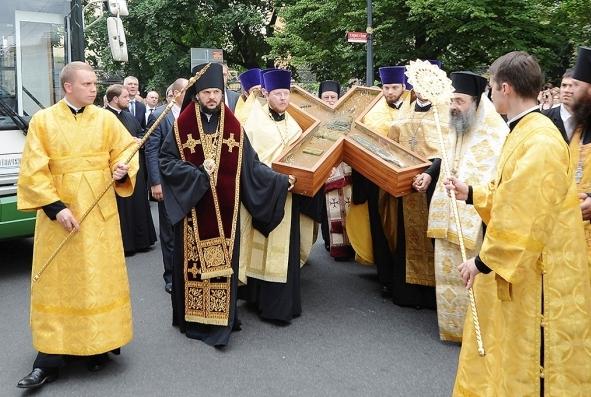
[347,32,368,43]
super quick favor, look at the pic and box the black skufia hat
[181,63,225,111]
[574,47,591,84]
[450,71,488,97]
[318,80,341,98]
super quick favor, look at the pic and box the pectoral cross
[576,159,584,184]
[272,86,430,197]
[409,135,418,151]
[182,134,200,154]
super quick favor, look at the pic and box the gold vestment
[17,100,138,355]
[239,98,315,283]
[427,96,508,341]
[453,113,591,396]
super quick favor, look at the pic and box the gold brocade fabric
[427,97,508,249]
[183,215,232,326]
[427,96,508,341]
[234,95,246,121]
[453,113,591,396]
[234,91,260,126]
[569,129,591,262]
[361,95,409,138]
[402,192,434,286]
[389,101,450,160]
[346,93,411,264]
[17,100,138,355]
[434,239,479,342]
[391,101,451,287]
[239,98,315,283]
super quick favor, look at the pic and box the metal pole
[70,0,85,61]
[366,0,373,86]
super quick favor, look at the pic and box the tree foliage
[85,0,277,94]
[84,0,591,93]
[269,0,591,83]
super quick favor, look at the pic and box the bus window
[0,0,70,240]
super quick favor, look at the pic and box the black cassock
[159,110,288,347]
[107,107,157,254]
[352,169,437,309]
[241,191,324,324]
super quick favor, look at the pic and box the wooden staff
[33,64,212,282]
[432,105,485,356]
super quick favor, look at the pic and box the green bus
[0,0,82,239]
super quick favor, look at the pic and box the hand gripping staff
[405,60,485,356]
[33,64,212,283]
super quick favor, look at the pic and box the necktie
[130,101,135,116]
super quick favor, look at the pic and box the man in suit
[124,76,147,130]
[105,84,157,255]
[144,90,159,125]
[222,63,240,112]
[145,78,188,293]
[544,68,576,141]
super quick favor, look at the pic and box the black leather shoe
[87,353,108,372]
[165,282,172,294]
[16,368,58,389]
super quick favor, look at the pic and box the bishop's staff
[33,64,212,283]
[405,60,485,356]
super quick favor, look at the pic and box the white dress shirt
[560,104,575,140]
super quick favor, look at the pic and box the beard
[450,103,477,135]
[385,95,402,108]
[573,92,591,130]
[199,101,222,115]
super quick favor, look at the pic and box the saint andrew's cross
[272,86,430,197]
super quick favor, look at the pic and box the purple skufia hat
[429,59,443,69]
[263,70,291,92]
[239,68,261,92]
[259,68,278,90]
[379,66,406,84]
[404,74,413,90]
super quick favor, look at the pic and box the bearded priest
[159,63,294,348]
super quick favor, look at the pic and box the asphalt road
[0,203,460,396]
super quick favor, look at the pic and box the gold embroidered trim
[32,294,130,316]
[184,279,231,326]
[173,108,244,325]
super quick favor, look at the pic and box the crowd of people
[13,46,591,396]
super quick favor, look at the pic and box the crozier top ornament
[405,59,454,105]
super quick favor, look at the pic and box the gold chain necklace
[269,111,291,147]
[195,104,225,183]
[406,105,432,152]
